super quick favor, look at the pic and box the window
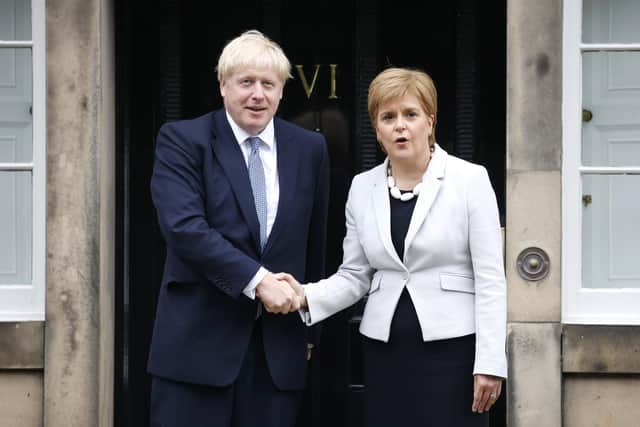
[563,0,640,324]
[0,0,45,320]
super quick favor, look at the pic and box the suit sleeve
[151,123,260,298]
[467,166,508,378]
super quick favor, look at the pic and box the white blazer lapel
[404,144,447,253]
[372,159,404,268]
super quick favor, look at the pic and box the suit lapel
[404,144,447,253]
[373,159,405,269]
[262,118,299,255]
[210,110,261,251]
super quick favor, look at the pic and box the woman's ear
[427,114,436,136]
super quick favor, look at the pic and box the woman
[281,67,506,426]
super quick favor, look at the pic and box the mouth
[246,106,267,113]
[394,137,409,144]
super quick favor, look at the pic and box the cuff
[297,285,313,325]
[243,267,269,299]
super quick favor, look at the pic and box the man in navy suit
[148,30,330,427]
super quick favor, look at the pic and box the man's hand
[273,272,307,309]
[256,273,300,314]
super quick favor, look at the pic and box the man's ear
[219,78,226,97]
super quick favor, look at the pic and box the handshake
[255,272,307,314]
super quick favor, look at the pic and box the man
[148,30,329,427]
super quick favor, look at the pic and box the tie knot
[247,136,262,152]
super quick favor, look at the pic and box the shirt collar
[225,110,275,151]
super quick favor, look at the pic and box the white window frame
[0,0,45,321]
[562,0,640,325]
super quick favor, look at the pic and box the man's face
[220,67,284,135]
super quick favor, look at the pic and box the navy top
[389,191,418,261]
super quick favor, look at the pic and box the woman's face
[374,94,434,164]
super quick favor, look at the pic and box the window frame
[562,0,640,325]
[0,0,45,321]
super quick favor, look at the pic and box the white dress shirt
[225,111,279,298]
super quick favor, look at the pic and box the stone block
[507,322,561,427]
[0,371,43,427]
[506,171,561,322]
[0,322,44,369]
[563,325,640,373]
[507,0,563,171]
[564,376,640,427]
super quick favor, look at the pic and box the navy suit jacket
[147,109,329,390]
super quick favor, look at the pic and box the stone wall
[506,0,563,425]
[44,0,115,425]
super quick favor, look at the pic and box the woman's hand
[472,374,503,413]
[273,272,307,310]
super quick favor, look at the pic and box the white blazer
[304,144,507,378]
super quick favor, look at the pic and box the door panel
[0,0,32,286]
[581,0,640,289]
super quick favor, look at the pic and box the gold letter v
[295,65,321,99]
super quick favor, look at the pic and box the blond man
[148,30,329,427]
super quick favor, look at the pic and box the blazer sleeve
[467,166,508,378]
[303,177,375,325]
[151,123,261,298]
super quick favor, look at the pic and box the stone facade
[506,0,563,425]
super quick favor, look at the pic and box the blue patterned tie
[247,137,268,251]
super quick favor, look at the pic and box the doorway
[115,1,506,426]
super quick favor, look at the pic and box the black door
[115,1,506,426]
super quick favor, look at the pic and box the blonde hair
[368,68,438,146]
[216,30,292,83]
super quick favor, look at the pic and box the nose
[395,116,406,131]
[251,83,265,100]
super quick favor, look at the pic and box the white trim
[0,41,33,48]
[581,43,640,51]
[580,166,640,174]
[0,312,46,322]
[563,0,584,325]
[0,163,34,171]
[564,289,640,325]
[0,0,45,321]
[31,0,46,321]
[562,0,640,325]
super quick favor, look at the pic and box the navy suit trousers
[150,320,302,427]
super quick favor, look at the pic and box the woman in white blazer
[280,67,507,426]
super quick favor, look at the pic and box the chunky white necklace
[387,166,423,202]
